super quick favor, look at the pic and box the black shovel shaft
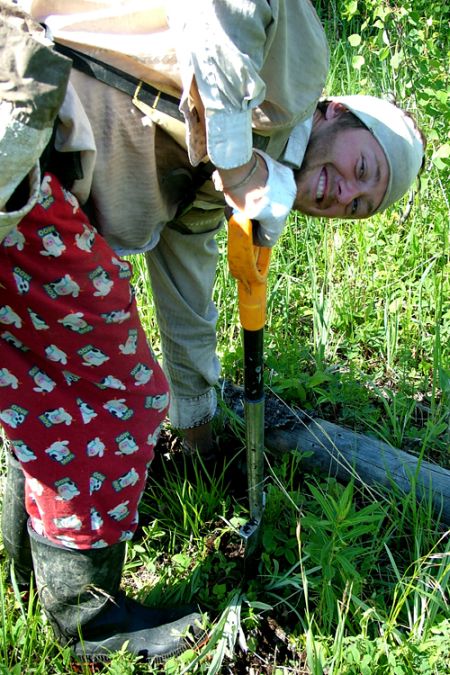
[243,328,264,401]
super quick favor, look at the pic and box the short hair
[316,99,367,131]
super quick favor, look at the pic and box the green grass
[1,8,449,673]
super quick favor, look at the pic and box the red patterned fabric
[0,174,168,549]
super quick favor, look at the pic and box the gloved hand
[245,150,297,246]
[224,150,297,247]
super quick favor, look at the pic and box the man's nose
[337,179,360,204]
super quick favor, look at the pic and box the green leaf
[352,55,365,70]
[433,143,450,160]
[434,90,448,104]
[172,552,191,570]
[212,583,228,598]
[345,0,359,18]
[308,371,332,387]
[432,143,450,169]
[432,157,450,171]
[390,51,402,70]
[246,600,273,610]
[348,33,362,47]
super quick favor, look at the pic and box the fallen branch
[220,384,450,526]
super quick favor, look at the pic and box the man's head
[293,95,425,219]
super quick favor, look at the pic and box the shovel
[228,213,271,556]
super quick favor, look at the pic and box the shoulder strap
[54,42,185,123]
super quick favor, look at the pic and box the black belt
[54,42,185,123]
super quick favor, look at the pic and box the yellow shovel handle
[227,213,271,331]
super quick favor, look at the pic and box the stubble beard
[293,122,340,213]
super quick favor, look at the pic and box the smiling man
[293,97,423,220]
[294,102,389,218]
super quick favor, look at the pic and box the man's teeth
[316,171,325,201]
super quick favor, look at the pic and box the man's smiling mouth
[316,168,326,202]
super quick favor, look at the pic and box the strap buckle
[134,80,161,111]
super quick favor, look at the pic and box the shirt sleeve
[167,0,275,169]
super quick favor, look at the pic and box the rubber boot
[1,451,33,587]
[28,523,205,663]
[181,422,215,458]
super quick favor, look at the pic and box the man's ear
[324,100,348,120]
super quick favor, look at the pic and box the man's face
[294,113,389,219]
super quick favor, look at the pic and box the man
[1,0,424,664]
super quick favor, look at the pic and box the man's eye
[351,198,359,215]
[359,158,365,178]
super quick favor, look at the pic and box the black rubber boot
[28,523,205,663]
[1,451,33,587]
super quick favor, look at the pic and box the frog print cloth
[0,173,169,549]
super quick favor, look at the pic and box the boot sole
[72,627,209,665]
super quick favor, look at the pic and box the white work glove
[226,150,297,247]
